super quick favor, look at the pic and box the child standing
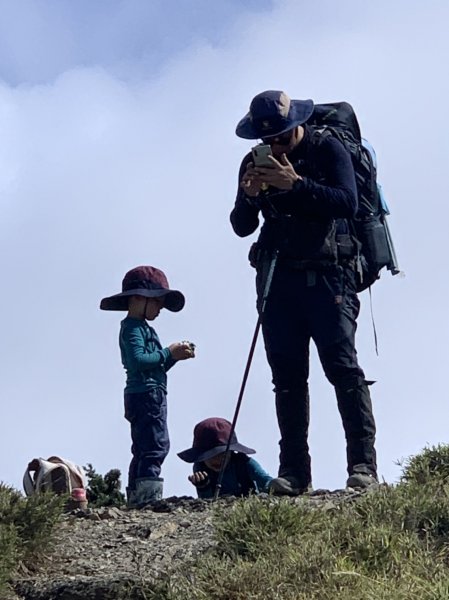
[100,265,195,507]
[178,418,273,498]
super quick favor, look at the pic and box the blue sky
[0,0,448,498]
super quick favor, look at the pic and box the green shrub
[0,484,64,597]
[0,523,18,593]
[400,443,449,485]
[84,463,126,508]
[214,496,320,559]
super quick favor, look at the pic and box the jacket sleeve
[230,153,261,237]
[246,457,273,492]
[279,136,357,219]
[192,463,214,499]
[163,353,177,372]
[121,326,173,371]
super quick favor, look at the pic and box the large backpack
[307,102,400,291]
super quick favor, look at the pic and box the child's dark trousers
[124,388,170,489]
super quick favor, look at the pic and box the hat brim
[236,98,314,140]
[100,288,185,312]
[178,442,256,463]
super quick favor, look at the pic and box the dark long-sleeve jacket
[193,453,273,499]
[119,317,176,393]
[230,125,357,263]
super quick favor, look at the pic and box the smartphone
[252,144,274,168]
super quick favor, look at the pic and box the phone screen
[252,144,274,168]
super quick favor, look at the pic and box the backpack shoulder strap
[308,125,333,147]
[23,457,66,495]
[23,458,41,496]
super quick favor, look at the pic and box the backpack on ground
[307,102,400,292]
[23,456,86,497]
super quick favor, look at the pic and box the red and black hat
[100,266,185,312]
[178,417,256,463]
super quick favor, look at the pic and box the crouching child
[178,417,273,498]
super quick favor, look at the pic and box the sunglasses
[261,130,293,145]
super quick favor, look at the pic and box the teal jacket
[193,454,273,498]
[119,317,176,393]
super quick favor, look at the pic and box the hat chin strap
[142,298,149,320]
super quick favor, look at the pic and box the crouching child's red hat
[178,418,256,463]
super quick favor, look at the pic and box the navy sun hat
[236,90,314,140]
[178,417,256,463]
[100,265,185,312]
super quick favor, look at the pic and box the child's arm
[121,327,194,372]
[188,465,214,499]
[246,457,273,493]
[121,327,172,371]
[164,354,177,372]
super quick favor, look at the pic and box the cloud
[0,0,448,496]
[0,0,274,85]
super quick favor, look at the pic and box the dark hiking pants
[257,263,377,487]
[124,388,170,489]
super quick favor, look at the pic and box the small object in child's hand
[182,340,196,352]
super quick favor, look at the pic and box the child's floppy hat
[178,417,255,463]
[100,265,185,312]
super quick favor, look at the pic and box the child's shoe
[134,477,163,507]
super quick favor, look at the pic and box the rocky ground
[12,488,375,600]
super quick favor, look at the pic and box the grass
[158,444,449,600]
[0,484,65,598]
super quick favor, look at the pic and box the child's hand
[188,471,209,487]
[169,341,195,360]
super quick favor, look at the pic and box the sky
[1,0,448,498]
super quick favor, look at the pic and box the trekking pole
[213,250,279,501]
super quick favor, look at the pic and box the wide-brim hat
[100,265,185,312]
[236,90,314,140]
[178,417,256,463]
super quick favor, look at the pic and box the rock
[97,507,122,520]
[87,512,101,521]
[149,521,178,540]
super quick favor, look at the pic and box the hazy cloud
[0,0,448,496]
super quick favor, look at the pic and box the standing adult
[230,90,378,494]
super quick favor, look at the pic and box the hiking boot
[134,477,163,507]
[346,472,378,489]
[269,476,312,496]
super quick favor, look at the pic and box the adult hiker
[230,90,378,494]
[100,266,195,507]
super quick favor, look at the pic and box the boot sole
[269,481,310,496]
[346,476,378,489]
